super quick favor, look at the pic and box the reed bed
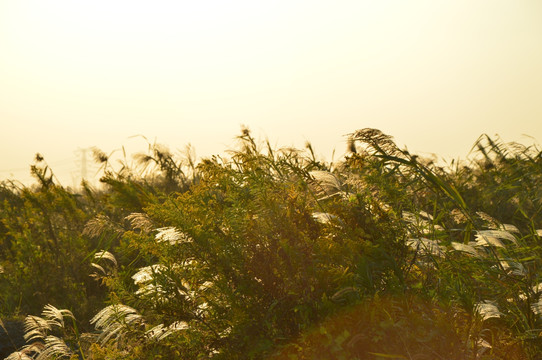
[1,128,542,359]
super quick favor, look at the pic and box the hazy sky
[1,0,541,186]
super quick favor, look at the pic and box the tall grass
[2,128,542,359]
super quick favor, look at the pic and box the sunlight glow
[1,0,541,185]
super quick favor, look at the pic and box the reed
[2,128,542,359]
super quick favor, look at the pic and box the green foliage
[2,128,542,359]
[0,164,102,321]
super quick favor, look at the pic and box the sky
[1,0,541,187]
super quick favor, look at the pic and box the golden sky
[1,0,541,186]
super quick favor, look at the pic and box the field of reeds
[1,128,542,359]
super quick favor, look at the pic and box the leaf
[367,352,407,359]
